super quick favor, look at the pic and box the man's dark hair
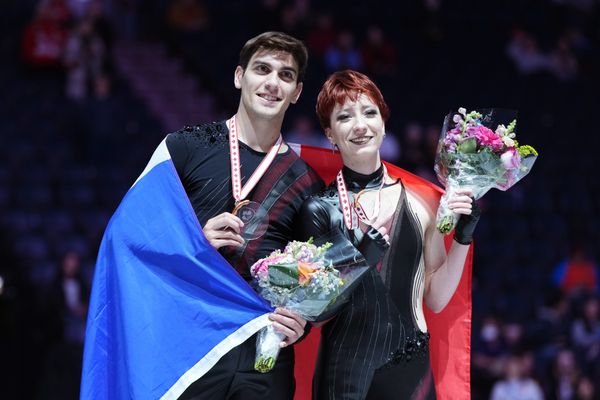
[238,31,308,82]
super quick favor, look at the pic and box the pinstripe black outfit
[299,166,436,400]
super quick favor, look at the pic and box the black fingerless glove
[454,201,481,245]
[358,227,390,266]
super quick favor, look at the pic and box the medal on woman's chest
[336,165,387,230]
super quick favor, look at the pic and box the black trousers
[179,334,295,400]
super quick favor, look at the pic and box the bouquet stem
[436,183,472,234]
[254,324,286,373]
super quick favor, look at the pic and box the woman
[298,70,480,399]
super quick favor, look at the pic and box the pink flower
[500,148,521,170]
[464,126,479,139]
[251,255,286,277]
[474,126,503,151]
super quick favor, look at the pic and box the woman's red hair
[315,70,390,130]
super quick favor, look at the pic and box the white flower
[458,107,467,116]
[502,136,515,147]
[496,124,507,136]
[453,114,463,123]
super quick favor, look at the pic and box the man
[165,31,323,399]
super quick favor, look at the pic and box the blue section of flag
[81,153,272,399]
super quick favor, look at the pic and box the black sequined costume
[298,165,436,400]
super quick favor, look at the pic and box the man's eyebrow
[250,60,271,67]
[279,66,298,75]
[251,58,297,73]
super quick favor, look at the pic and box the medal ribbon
[336,165,387,230]
[227,115,282,204]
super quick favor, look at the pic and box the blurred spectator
[306,13,336,58]
[553,243,599,295]
[575,376,596,400]
[85,0,115,54]
[549,36,579,81]
[21,1,69,68]
[541,294,573,342]
[63,16,107,100]
[279,3,308,39]
[548,349,580,400]
[166,0,210,34]
[503,320,526,353]
[506,29,550,75]
[361,26,397,77]
[399,122,425,173]
[284,115,330,148]
[473,315,511,397]
[490,353,544,400]
[324,30,362,72]
[570,296,600,372]
[474,315,509,373]
[49,251,88,345]
[35,251,89,399]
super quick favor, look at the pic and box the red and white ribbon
[336,165,387,230]
[227,115,282,204]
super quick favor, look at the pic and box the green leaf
[457,137,477,153]
[268,263,299,288]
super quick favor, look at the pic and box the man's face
[234,49,303,121]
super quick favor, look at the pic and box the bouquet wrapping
[435,108,538,234]
[250,233,369,372]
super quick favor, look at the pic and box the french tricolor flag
[81,140,273,399]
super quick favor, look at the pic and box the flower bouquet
[435,107,538,234]
[250,235,369,372]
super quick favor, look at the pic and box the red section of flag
[294,145,472,400]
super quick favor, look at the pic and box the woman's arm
[424,190,480,313]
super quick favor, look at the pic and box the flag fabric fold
[81,140,273,400]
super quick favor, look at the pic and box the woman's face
[326,93,385,166]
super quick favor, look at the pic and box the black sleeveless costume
[298,166,436,400]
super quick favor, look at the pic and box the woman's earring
[330,141,338,153]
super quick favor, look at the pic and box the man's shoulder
[167,120,229,148]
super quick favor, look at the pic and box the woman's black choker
[342,164,385,191]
